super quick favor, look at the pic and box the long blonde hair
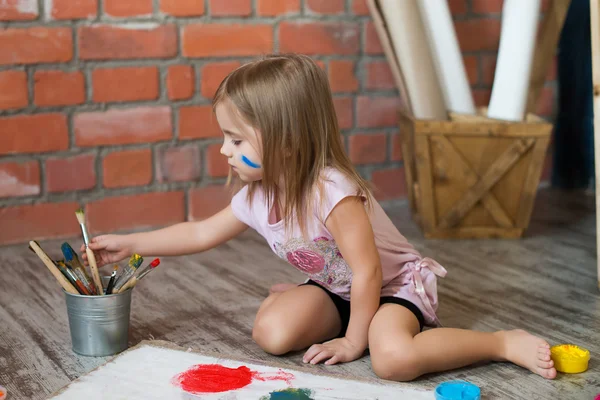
[213,53,372,235]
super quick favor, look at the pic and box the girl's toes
[536,367,551,379]
[539,366,557,379]
[537,351,551,362]
[536,359,554,369]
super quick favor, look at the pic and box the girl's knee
[370,344,422,382]
[252,314,295,355]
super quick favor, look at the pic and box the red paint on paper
[172,363,295,394]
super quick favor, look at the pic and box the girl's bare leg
[253,285,342,355]
[368,304,557,382]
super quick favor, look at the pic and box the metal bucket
[64,276,132,356]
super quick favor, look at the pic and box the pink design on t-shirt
[274,236,353,296]
[286,249,325,273]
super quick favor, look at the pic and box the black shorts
[300,280,425,337]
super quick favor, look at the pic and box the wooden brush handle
[86,247,104,295]
[117,277,138,294]
[29,241,79,295]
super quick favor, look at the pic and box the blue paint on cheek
[241,155,261,169]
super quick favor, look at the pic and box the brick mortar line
[385,131,393,163]
[1,139,220,164]
[466,0,473,13]
[33,2,496,24]
[0,175,229,208]
[92,145,103,192]
[83,65,94,103]
[356,161,403,182]
[0,8,518,30]
[25,65,35,109]
[0,122,403,204]
[157,65,167,103]
[0,12,380,29]
[0,53,392,78]
[36,0,44,22]
[0,106,439,155]
[148,142,157,188]
[0,88,402,118]
[0,159,403,208]
[0,53,391,73]
[0,50,401,118]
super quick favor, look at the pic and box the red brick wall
[0,0,556,245]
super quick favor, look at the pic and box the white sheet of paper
[50,344,434,399]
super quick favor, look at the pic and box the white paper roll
[366,0,413,116]
[488,0,541,121]
[379,0,446,120]
[417,0,475,115]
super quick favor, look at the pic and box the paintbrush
[75,208,103,295]
[57,260,91,295]
[54,259,77,286]
[117,258,160,293]
[28,241,79,295]
[112,254,143,292]
[61,242,96,295]
[105,265,118,295]
[133,257,159,277]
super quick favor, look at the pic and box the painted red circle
[172,364,253,394]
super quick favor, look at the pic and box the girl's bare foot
[495,329,557,379]
[269,283,298,294]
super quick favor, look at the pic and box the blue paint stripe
[241,155,261,169]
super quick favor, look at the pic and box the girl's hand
[302,337,366,365]
[80,234,132,268]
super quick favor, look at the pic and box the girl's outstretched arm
[303,196,382,365]
[82,205,248,267]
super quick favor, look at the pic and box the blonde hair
[213,53,372,235]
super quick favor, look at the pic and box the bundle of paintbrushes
[28,240,100,295]
[107,254,161,294]
[106,256,161,294]
[29,239,161,296]
[29,207,161,296]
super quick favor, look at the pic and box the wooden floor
[1,188,599,399]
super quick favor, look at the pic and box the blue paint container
[435,381,480,400]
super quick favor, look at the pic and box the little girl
[82,53,556,381]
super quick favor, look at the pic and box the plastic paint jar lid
[551,344,590,374]
[0,385,6,400]
[435,381,481,400]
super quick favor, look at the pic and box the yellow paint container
[551,344,590,374]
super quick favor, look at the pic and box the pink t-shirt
[230,168,446,326]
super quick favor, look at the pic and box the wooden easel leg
[526,0,572,114]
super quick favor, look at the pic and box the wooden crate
[399,108,553,239]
